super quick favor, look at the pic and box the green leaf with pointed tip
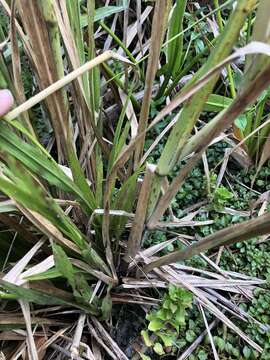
[141,330,153,347]
[163,299,171,309]
[156,308,171,321]
[153,343,165,356]
[53,243,76,291]
[235,114,247,131]
[174,307,186,326]
[100,287,112,320]
[25,268,64,281]
[74,274,95,304]
[95,5,127,22]
[139,354,151,360]
[167,0,187,77]
[81,3,129,27]
[148,318,163,332]
[156,332,174,347]
[170,302,177,313]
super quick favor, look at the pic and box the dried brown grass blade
[37,328,69,355]
[154,266,262,352]
[20,300,38,360]
[2,238,45,360]
[0,0,31,54]
[134,0,171,165]
[71,259,117,286]
[124,6,152,51]
[15,0,68,160]
[257,133,270,171]
[3,239,45,283]
[70,314,88,360]
[20,256,54,285]
[198,303,219,360]
[16,206,80,254]
[124,164,156,262]
[177,318,220,360]
[145,211,270,272]
[119,88,138,138]
[90,317,129,360]
[52,0,94,148]
[87,320,117,360]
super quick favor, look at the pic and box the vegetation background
[0,0,270,359]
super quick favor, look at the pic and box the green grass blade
[108,94,131,172]
[167,0,187,78]
[81,3,129,25]
[157,0,256,176]
[147,0,256,217]
[52,243,76,291]
[0,279,99,314]
[110,169,141,240]
[0,123,95,213]
[0,160,86,249]
[203,94,232,112]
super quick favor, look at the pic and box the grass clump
[1,0,270,358]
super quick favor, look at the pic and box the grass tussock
[0,0,270,358]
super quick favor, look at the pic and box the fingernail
[0,89,14,116]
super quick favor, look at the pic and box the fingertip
[0,89,14,116]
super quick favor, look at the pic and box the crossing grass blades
[1,0,270,358]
